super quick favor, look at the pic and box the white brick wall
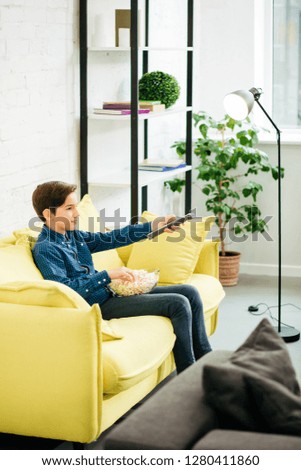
[0,0,79,237]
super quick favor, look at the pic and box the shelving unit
[89,165,193,188]
[79,0,194,221]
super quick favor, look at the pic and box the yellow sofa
[0,196,225,445]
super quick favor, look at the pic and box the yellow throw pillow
[92,250,124,271]
[77,194,101,232]
[0,245,43,283]
[13,226,42,248]
[78,194,124,270]
[0,235,16,246]
[116,244,133,265]
[127,211,212,284]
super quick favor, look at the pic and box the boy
[32,181,211,373]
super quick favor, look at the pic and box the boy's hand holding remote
[149,213,192,239]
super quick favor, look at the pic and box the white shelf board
[143,46,193,52]
[88,46,193,52]
[89,106,193,121]
[88,165,192,188]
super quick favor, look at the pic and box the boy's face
[43,192,80,234]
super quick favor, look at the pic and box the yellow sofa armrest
[0,280,122,342]
[0,280,89,309]
[194,239,220,279]
[0,302,102,443]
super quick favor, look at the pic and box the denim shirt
[32,222,152,306]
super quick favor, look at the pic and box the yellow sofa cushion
[0,244,43,283]
[127,211,212,284]
[102,315,176,394]
[77,194,124,271]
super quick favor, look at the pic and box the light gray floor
[210,274,301,380]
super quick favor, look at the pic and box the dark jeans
[100,284,212,373]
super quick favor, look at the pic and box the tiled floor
[1,274,300,450]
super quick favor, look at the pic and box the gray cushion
[245,375,301,436]
[193,429,301,450]
[104,350,231,450]
[202,318,300,431]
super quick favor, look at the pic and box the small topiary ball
[139,71,180,108]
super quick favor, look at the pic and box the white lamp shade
[223,89,255,120]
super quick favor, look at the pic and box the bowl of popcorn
[109,269,160,296]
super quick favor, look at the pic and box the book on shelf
[93,108,150,115]
[138,159,186,172]
[139,100,161,105]
[103,101,131,110]
[102,101,164,112]
[139,103,165,112]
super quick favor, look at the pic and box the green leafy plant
[164,178,186,193]
[139,71,180,108]
[169,111,284,256]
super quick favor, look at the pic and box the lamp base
[273,325,300,343]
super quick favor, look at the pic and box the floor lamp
[223,87,300,343]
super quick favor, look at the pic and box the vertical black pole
[131,0,139,223]
[255,100,282,332]
[185,0,193,213]
[143,0,149,161]
[142,0,149,212]
[276,131,282,333]
[79,0,88,197]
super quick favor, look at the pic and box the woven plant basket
[219,251,241,286]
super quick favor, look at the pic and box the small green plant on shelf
[139,71,180,109]
[166,111,284,257]
[164,178,186,193]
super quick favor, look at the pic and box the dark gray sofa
[103,351,301,450]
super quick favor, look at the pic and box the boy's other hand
[108,267,136,283]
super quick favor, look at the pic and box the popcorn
[109,269,160,296]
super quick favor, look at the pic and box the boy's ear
[42,208,50,221]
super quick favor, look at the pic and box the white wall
[1,0,300,276]
[192,0,301,276]
[194,0,255,120]
[0,0,79,236]
[236,142,301,277]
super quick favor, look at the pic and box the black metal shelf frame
[79,0,194,220]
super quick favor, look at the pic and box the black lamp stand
[252,89,300,342]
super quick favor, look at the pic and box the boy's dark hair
[32,181,77,222]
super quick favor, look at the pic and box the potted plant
[139,71,180,108]
[166,111,284,286]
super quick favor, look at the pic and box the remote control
[147,213,193,239]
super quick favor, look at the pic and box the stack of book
[93,106,150,116]
[139,101,166,112]
[138,159,186,172]
[93,100,165,115]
